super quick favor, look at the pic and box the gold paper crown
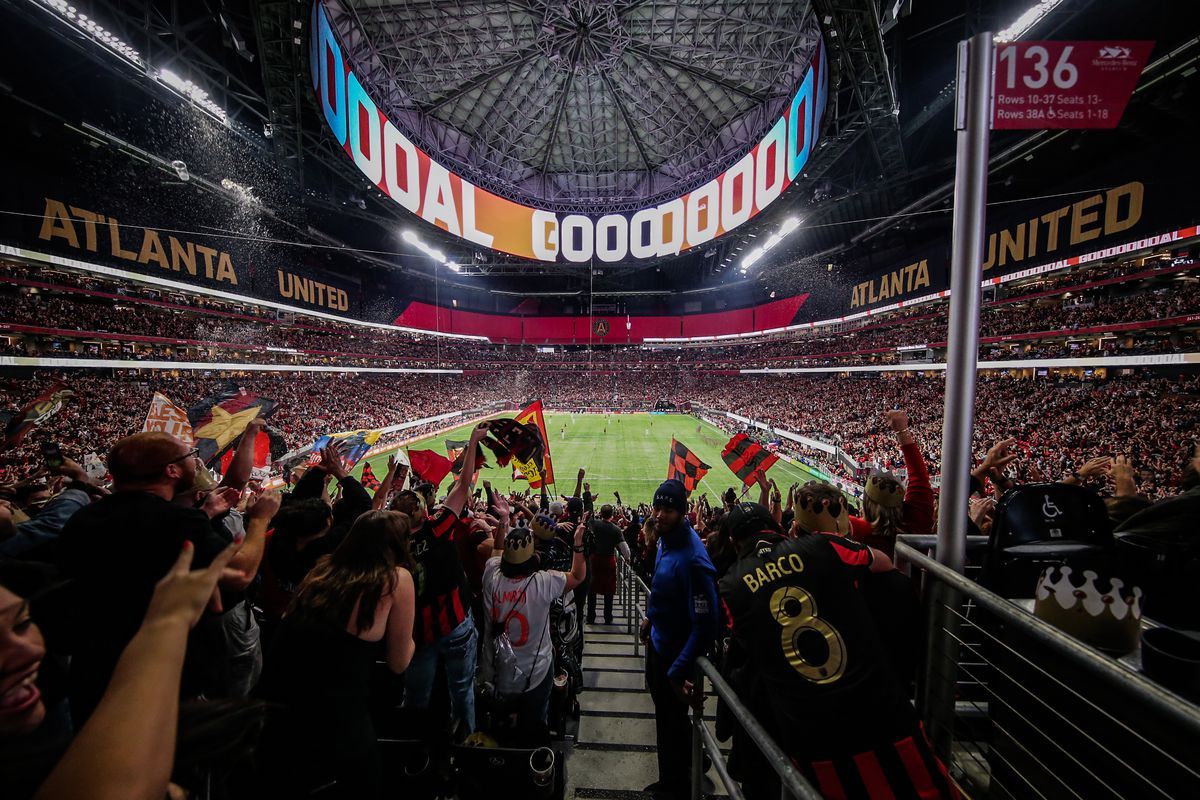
[794,489,850,536]
[865,473,904,509]
[1033,565,1143,655]
[503,528,537,565]
[531,514,557,541]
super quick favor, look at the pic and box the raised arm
[373,455,407,510]
[564,513,589,592]
[756,470,771,508]
[444,423,489,517]
[34,542,240,800]
[219,417,265,492]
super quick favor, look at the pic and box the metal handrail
[614,556,823,800]
[896,540,1200,735]
[694,657,825,800]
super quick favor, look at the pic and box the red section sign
[991,41,1154,130]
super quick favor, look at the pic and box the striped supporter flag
[721,432,780,486]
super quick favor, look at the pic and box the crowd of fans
[2,387,1195,799]
[3,368,1196,501]
[2,256,1197,371]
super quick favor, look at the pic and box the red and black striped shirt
[411,507,472,645]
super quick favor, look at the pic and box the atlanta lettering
[38,198,238,285]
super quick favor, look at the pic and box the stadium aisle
[568,598,725,799]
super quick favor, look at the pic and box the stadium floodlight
[38,0,144,67]
[994,0,1067,43]
[156,68,229,124]
[402,230,449,265]
[739,217,802,272]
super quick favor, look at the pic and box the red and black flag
[445,439,467,463]
[667,439,710,493]
[1,382,74,450]
[360,462,381,491]
[187,385,277,466]
[722,433,780,486]
[408,449,454,489]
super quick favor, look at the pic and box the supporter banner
[314,429,383,467]
[142,392,194,445]
[408,448,453,488]
[1,382,74,449]
[312,1,827,263]
[360,463,381,491]
[721,433,780,486]
[512,400,555,489]
[187,386,278,466]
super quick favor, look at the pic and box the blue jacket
[0,488,90,558]
[647,520,718,680]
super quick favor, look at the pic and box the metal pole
[690,665,704,800]
[923,31,993,761]
[935,30,993,573]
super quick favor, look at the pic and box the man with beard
[640,479,718,800]
[53,432,250,723]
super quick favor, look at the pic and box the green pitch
[351,412,823,506]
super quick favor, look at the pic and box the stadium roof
[3,0,1198,304]
[323,0,821,213]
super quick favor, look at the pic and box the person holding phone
[0,451,104,560]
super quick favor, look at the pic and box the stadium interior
[1,0,1199,799]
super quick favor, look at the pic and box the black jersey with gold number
[719,532,918,759]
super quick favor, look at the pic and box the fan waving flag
[487,400,554,489]
[722,433,780,486]
[187,385,277,466]
[218,423,289,478]
[667,439,710,493]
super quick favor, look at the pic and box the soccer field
[351,412,822,506]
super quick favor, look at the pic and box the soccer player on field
[718,501,959,800]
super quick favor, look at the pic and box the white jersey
[482,558,567,690]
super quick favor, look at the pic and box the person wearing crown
[847,409,935,558]
[481,502,587,735]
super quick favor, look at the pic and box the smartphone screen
[40,441,64,471]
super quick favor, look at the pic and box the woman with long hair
[257,510,416,799]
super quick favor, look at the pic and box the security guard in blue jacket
[639,479,718,800]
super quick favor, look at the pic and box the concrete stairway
[566,599,727,800]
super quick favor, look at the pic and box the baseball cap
[723,502,781,541]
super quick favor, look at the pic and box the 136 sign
[991,41,1154,130]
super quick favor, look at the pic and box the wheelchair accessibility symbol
[1042,495,1063,519]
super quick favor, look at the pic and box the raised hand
[1076,456,1113,480]
[201,486,242,520]
[246,489,282,521]
[980,438,1018,475]
[319,444,349,480]
[145,541,243,625]
[884,409,909,432]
